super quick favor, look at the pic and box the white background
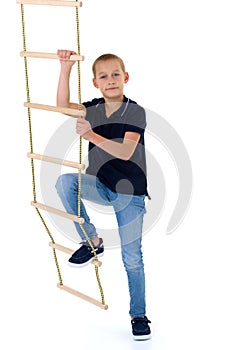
[1,1,233,349]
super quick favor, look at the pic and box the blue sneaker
[68,238,104,267]
[131,316,151,340]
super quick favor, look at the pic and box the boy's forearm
[56,66,72,107]
[86,131,136,161]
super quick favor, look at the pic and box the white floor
[2,203,233,350]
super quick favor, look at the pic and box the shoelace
[132,317,151,325]
[81,240,102,249]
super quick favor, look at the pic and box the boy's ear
[124,72,129,84]
[93,78,99,89]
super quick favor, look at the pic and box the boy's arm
[76,117,140,160]
[89,131,141,161]
[56,49,80,110]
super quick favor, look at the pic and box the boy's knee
[55,173,73,194]
[55,174,64,193]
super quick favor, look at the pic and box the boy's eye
[99,73,120,79]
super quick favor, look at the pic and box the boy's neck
[104,96,124,118]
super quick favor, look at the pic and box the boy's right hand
[57,49,76,68]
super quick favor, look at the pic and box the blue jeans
[55,173,146,317]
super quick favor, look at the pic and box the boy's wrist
[60,64,72,75]
[83,130,95,142]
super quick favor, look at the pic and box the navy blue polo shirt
[83,96,148,196]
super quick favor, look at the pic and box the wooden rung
[17,0,82,7]
[49,242,74,254]
[27,152,85,170]
[31,201,85,224]
[20,51,84,61]
[91,259,102,267]
[24,102,85,117]
[57,284,108,310]
[49,242,103,266]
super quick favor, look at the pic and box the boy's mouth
[106,87,118,91]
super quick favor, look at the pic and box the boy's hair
[92,53,126,78]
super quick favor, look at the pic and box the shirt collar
[95,95,130,117]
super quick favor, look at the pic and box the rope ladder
[18,0,108,310]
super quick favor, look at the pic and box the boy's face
[93,59,129,101]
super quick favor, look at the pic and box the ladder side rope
[75,3,106,306]
[20,3,63,286]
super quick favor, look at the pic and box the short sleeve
[124,103,146,135]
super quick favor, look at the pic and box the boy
[55,50,151,340]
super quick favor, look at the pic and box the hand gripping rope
[18,0,107,310]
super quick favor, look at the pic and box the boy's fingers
[57,49,75,60]
[77,117,85,123]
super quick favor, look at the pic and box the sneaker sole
[133,334,152,341]
[67,252,104,268]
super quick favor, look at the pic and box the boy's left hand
[76,118,93,140]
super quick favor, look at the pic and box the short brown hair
[92,53,126,78]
